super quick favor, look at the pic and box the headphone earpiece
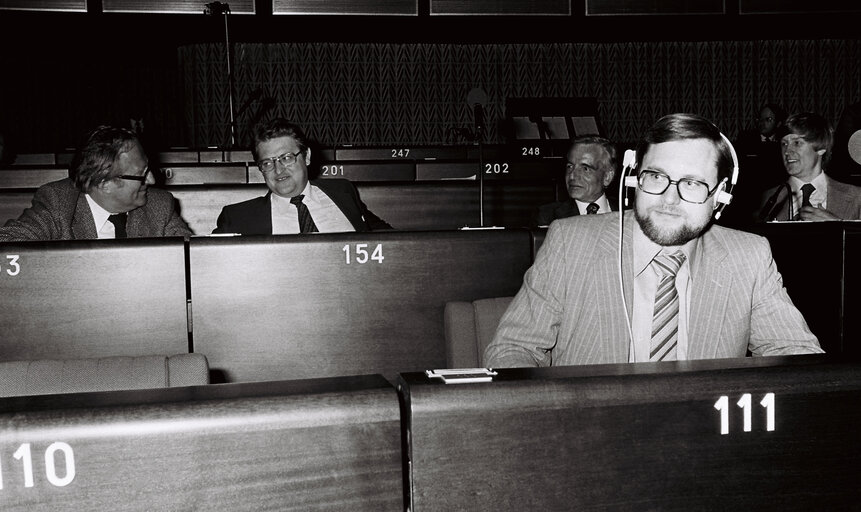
[713,132,739,220]
[624,176,638,188]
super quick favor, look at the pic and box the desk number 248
[714,393,775,435]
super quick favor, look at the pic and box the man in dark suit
[533,135,620,227]
[213,119,390,235]
[756,112,861,222]
[0,126,192,242]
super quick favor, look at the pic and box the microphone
[849,129,861,165]
[204,2,230,15]
[466,88,488,142]
[785,182,794,221]
[759,182,791,222]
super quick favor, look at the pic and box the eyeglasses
[637,170,720,204]
[257,151,303,174]
[117,166,152,183]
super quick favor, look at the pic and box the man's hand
[798,205,841,221]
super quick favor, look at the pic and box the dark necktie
[586,203,599,215]
[650,251,686,362]
[800,183,815,208]
[290,195,318,233]
[108,213,127,239]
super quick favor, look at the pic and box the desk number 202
[714,393,775,435]
[342,243,384,264]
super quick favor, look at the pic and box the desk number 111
[714,393,775,435]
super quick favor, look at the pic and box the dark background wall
[0,1,859,152]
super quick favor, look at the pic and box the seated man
[213,119,391,235]
[756,112,861,222]
[0,126,192,242]
[533,135,620,227]
[485,113,822,369]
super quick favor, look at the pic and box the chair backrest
[444,296,514,368]
[0,354,209,397]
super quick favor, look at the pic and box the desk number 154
[714,393,775,435]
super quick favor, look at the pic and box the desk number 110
[714,393,775,435]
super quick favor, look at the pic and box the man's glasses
[637,170,720,204]
[257,151,303,174]
[117,166,152,183]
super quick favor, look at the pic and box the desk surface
[400,355,861,511]
[0,374,403,511]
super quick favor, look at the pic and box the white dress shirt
[630,222,698,362]
[789,172,828,213]
[271,181,355,234]
[575,194,612,215]
[85,194,118,239]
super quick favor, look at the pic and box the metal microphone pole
[205,2,236,148]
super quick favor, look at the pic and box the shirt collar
[632,219,699,277]
[84,193,112,231]
[271,181,314,207]
[574,194,610,214]
[788,171,827,192]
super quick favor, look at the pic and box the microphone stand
[205,2,236,149]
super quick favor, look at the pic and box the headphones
[621,131,740,220]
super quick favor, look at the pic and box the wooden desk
[0,374,403,511]
[0,238,189,361]
[400,355,861,510]
[188,230,533,382]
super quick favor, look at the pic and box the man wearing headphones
[485,113,822,368]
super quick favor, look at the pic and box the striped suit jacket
[484,212,822,368]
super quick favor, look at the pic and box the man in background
[213,118,391,234]
[533,135,620,227]
[0,125,191,241]
[486,113,821,368]
[756,112,861,222]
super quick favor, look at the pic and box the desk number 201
[1,442,76,489]
[714,393,775,435]
[342,243,384,264]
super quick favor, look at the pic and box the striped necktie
[290,194,318,233]
[650,251,686,361]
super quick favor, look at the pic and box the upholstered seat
[443,296,514,368]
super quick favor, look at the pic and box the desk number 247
[714,393,775,435]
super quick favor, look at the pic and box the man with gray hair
[0,125,191,241]
[533,135,620,227]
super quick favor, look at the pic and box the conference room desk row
[0,224,859,381]
[0,179,561,235]
[3,355,860,510]
[0,230,539,383]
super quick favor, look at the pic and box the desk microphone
[466,88,487,142]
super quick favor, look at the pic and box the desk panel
[189,230,533,382]
[160,164,247,185]
[0,190,33,226]
[169,184,268,236]
[0,238,189,361]
[0,168,68,189]
[748,222,844,354]
[400,356,861,510]
[0,375,402,511]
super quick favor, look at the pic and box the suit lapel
[688,228,732,359]
[593,213,634,362]
[313,180,366,230]
[71,193,98,239]
[826,177,850,219]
